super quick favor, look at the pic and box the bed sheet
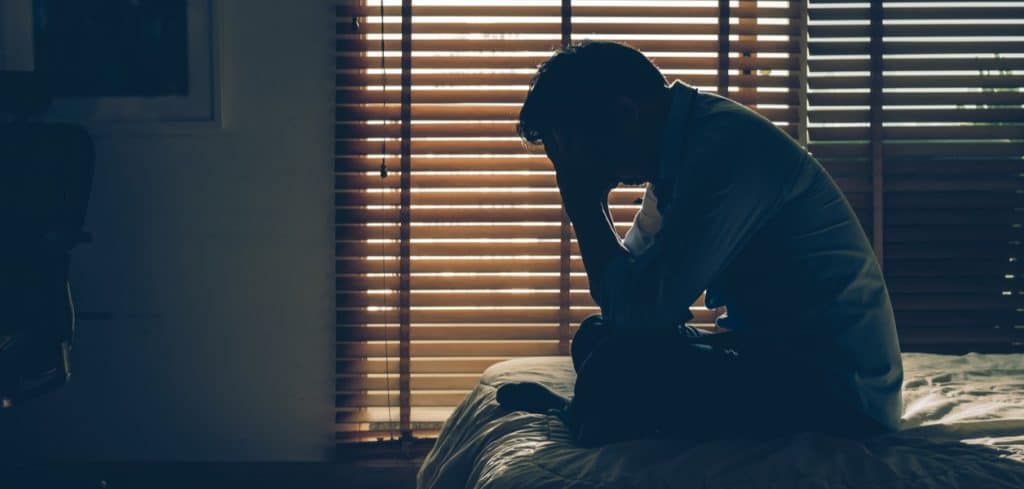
[418,353,1024,489]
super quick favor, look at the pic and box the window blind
[877,1,1022,352]
[334,0,808,449]
[807,0,1023,353]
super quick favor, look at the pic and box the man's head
[517,41,670,185]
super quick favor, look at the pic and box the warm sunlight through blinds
[334,0,809,447]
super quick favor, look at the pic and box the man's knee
[571,314,609,372]
[579,314,605,330]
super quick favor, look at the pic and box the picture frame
[1,0,223,132]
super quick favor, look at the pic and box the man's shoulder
[692,91,780,135]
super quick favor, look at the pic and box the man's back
[632,83,904,430]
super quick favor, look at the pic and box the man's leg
[566,323,889,445]
[501,315,888,444]
[730,333,892,438]
[495,314,608,413]
[571,314,711,372]
[568,321,735,446]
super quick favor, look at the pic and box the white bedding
[418,353,1024,489]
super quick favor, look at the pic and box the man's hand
[552,157,619,254]
[553,158,618,215]
[543,130,618,212]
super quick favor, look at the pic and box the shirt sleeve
[596,109,802,330]
[621,183,663,257]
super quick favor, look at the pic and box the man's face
[545,126,652,186]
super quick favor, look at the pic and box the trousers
[565,314,888,447]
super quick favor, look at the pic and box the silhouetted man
[497,41,903,447]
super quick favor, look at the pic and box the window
[807,1,1023,351]
[335,0,1022,450]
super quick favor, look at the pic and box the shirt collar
[654,80,697,201]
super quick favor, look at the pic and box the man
[496,41,903,447]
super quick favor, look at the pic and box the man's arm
[557,175,630,308]
[598,113,803,330]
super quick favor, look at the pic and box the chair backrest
[0,71,93,407]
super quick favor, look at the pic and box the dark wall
[1,0,337,461]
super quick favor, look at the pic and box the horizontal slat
[335,205,640,223]
[810,125,1024,141]
[340,238,660,258]
[337,318,717,343]
[337,5,797,19]
[881,258,1017,275]
[337,258,559,274]
[335,307,720,325]
[335,224,581,240]
[890,310,1021,329]
[338,340,562,358]
[339,325,559,342]
[810,108,1023,125]
[811,6,1024,21]
[335,85,799,106]
[336,139,536,155]
[336,171,555,188]
[810,23,1024,38]
[886,227,1020,244]
[335,156,558,172]
[809,91,1024,107]
[338,73,801,93]
[574,22,800,36]
[334,189,645,206]
[885,177,1021,192]
[338,274,598,291]
[337,375,481,392]
[338,357,511,374]
[887,248,1018,261]
[886,207,1021,225]
[337,391,471,408]
[338,38,799,54]
[339,290,568,307]
[337,289,711,308]
[346,21,797,36]
[813,41,1024,56]
[336,406,454,423]
[810,141,1023,158]
[810,75,1024,90]
[811,56,1024,73]
[890,294,1019,311]
[885,191,1023,209]
[339,104,794,126]
[336,104,520,121]
[338,4,562,17]
[337,54,799,71]
[882,142,1024,157]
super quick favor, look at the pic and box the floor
[8,459,424,489]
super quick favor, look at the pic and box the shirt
[604,80,904,430]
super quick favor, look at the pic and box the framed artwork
[3,0,222,128]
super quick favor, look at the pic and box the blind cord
[375,0,396,442]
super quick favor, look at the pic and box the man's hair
[516,40,667,146]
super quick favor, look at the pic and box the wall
[1,0,337,461]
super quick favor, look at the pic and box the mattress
[418,353,1024,489]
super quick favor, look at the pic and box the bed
[417,353,1024,489]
